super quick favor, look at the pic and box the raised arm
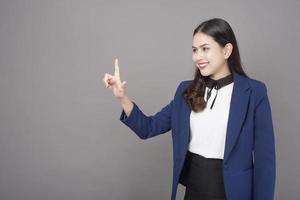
[119,98,175,140]
[103,58,181,140]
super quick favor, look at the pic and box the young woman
[103,18,276,200]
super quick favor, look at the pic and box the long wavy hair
[182,18,249,112]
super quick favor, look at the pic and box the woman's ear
[223,43,233,59]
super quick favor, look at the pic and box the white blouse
[188,82,234,159]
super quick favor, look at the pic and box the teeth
[198,63,208,67]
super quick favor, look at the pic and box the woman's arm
[119,99,174,140]
[119,95,134,117]
[119,82,182,140]
[253,82,276,200]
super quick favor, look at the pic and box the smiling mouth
[197,62,209,68]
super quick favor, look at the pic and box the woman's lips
[197,62,209,68]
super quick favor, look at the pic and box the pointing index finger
[114,58,120,79]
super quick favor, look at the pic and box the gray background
[0,0,299,199]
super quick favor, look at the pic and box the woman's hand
[103,58,128,99]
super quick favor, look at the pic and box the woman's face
[192,32,232,80]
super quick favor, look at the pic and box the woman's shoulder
[244,76,270,107]
[176,79,193,91]
[245,76,268,96]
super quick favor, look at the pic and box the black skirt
[179,150,227,200]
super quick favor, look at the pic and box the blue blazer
[119,71,276,200]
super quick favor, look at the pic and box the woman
[103,18,276,200]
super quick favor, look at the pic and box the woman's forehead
[192,33,215,47]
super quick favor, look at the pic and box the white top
[188,82,234,159]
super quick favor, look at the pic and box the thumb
[122,81,127,87]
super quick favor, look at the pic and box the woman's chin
[198,69,211,77]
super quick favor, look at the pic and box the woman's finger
[103,73,113,87]
[108,76,116,85]
[114,58,120,79]
[103,75,108,87]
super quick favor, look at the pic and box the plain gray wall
[0,0,299,199]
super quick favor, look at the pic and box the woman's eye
[192,48,208,52]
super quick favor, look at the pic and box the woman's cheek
[192,54,196,62]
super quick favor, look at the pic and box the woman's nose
[195,51,204,60]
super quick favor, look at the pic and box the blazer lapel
[223,72,250,164]
[182,71,251,165]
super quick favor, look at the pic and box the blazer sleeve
[253,82,276,200]
[119,82,182,140]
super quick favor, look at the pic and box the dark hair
[182,18,249,112]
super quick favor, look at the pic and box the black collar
[203,73,234,110]
[204,73,234,90]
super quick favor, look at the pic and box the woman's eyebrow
[192,43,210,48]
